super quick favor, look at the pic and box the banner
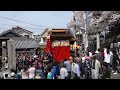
[53,46,70,63]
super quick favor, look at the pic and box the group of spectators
[1,47,120,79]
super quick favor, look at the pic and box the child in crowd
[101,63,111,79]
[47,66,53,79]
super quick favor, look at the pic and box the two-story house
[39,28,48,51]
[11,26,34,38]
[0,28,39,57]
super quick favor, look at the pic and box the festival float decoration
[46,29,76,63]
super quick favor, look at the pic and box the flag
[46,33,51,53]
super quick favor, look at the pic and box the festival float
[46,29,76,63]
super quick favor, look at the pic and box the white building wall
[39,38,44,43]
[19,32,33,38]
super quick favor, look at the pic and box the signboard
[52,40,70,47]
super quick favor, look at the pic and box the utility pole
[84,11,88,52]
[73,11,77,57]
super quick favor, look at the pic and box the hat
[11,72,15,77]
[95,51,99,54]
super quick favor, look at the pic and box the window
[38,38,41,42]
[2,41,6,46]
[24,35,29,38]
[43,38,46,43]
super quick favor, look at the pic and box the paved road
[0,69,9,78]
[111,73,120,79]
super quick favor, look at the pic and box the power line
[0,16,47,27]
[0,26,10,29]
[0,23,46,30]
[0,15,69,29]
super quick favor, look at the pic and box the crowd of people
[1,47,120,79]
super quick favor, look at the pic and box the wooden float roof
[48,28,76,41]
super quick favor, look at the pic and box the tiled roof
[0,29,38,49]
[15,40,38,49]
[11,26,33,34]
[0,37,39,49]
[0,30,22,37]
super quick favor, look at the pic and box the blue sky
[0,11,73,34]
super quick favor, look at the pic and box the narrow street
[0,11,120,79]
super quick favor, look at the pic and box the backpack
[84,60,91,73]
[71,62,75,72]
